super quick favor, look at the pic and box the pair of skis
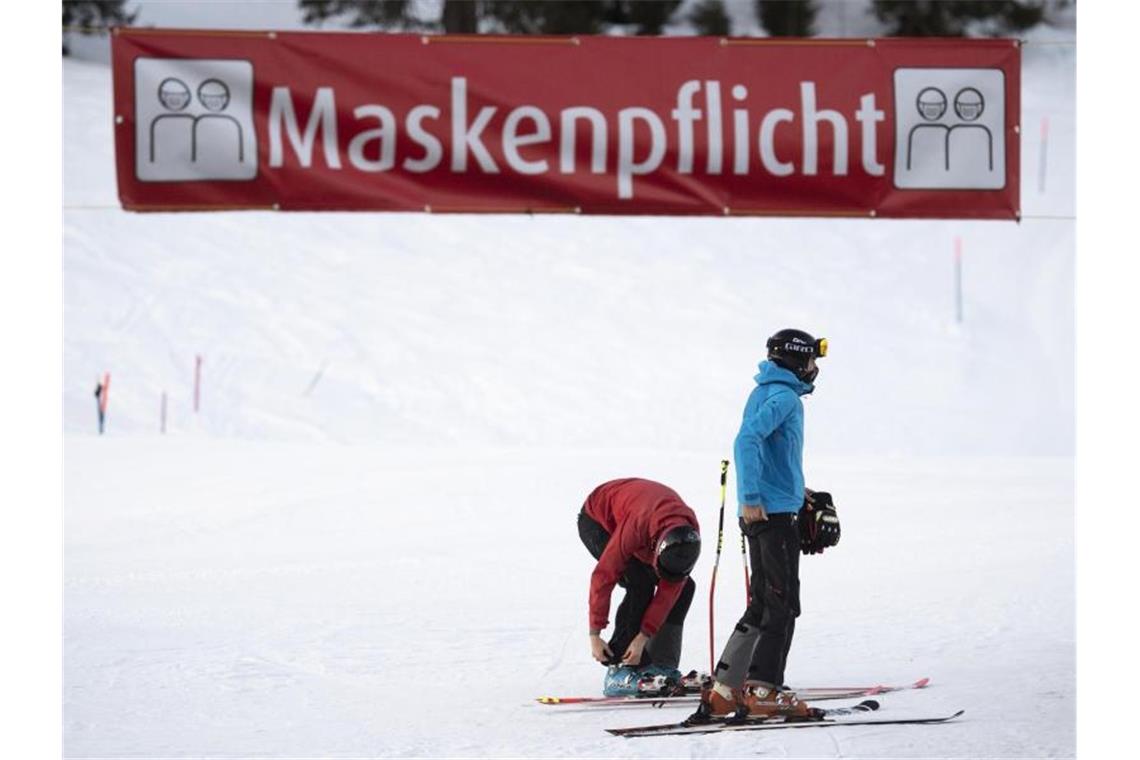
[537,676,931,708]
[608,699,964,738]
[538,677,964,738]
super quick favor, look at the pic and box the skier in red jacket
[578,478,701,696]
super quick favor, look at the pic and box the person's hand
[741,504,768,523]
[621,632,649,665]
[590,634,613,664]
[804,489,815,511]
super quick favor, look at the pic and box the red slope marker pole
[193,355,202,412]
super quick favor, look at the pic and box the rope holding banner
[708,459,729,676]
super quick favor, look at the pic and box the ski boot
[603,665,666,697]
[603,665,639,696]
[685,680,744,725]
[603,664,681,697]
[737,680,815,719]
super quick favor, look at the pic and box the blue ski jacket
[733,360,814,516]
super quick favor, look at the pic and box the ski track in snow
[64,38,1074,759]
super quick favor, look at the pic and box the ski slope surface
[64,37,1075,758]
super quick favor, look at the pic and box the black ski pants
[714,513,801,688]
[578,509,695,668]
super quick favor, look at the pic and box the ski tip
[913,677,931,689]
[537,697,560,704]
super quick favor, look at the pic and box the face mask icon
[158,78,191,111]
[916,87,947,121]
[954,88,985,121]
[198,79,230,112]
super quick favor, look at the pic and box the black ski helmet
[767,328,828,384]
[655,525,701,581]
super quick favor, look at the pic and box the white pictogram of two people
[149,77,244,163]
[906,86,992,172]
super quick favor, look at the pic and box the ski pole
[708,459,729,675]
[741,532,751,606]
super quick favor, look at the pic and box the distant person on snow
[691,328,839,723]
[579,478,702,696]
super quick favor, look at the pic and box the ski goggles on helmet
[766,335,828,358]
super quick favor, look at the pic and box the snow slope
[64,38,1075,758]
[66,439,1073,757]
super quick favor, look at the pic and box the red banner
[111,29,1020,219]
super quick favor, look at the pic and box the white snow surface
[64,40,1075,758]
[66,441,1073,757]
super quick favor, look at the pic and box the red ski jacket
[584,478,700,637]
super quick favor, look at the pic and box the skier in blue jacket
[692,328,828,722]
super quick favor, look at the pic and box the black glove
[799,491,840,555]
